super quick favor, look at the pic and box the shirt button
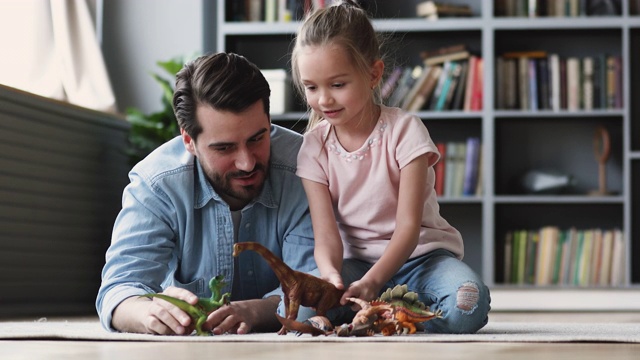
[247,270,253,276]
[245,223,251,228]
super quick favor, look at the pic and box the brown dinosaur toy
[232,241,345,335]
[334,297,396,336]
[276,284,444,336]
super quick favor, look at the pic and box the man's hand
[204,296,281,334]
[112,291,282,335]
[112,286,199,335]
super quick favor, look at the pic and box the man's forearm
[111,296,152,334]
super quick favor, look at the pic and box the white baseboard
[490,288,640,311]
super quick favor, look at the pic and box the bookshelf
[215,0,640,309]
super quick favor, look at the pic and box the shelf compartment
[223,1,483,25]
[494,195,625,204]
[381,30,481,68]
[493,0,623,18]
[223,34,295,69]
[494,109,625,118]
[494,203,624,286]
[492,17,624,29]
[494,28,621,58]
[372,0,482,20]
[494,28,623,112]
[495,116,623,196]
[219,18,485,34]
[423,116,482,142]
[631,29,640,151]
[631,160,640,284]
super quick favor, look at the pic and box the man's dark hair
[173,52,271,139]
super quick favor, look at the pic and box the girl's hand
[341,279,380,307]
[321,271,344,291]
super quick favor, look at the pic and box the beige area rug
[1,318,639,343]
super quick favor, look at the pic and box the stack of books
[383,44,483,112]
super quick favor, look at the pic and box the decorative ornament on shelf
[589,126,613,196]
[520,170,576,195]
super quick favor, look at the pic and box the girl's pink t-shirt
[297,105,463,263]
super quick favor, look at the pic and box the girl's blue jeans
[277,249,491,334]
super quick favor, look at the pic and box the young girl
[291,1,490,334]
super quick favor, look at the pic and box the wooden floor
[2,312,640,360]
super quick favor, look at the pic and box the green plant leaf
[157,58,184,76]
[151,73,176,110]
[124,53,199,166]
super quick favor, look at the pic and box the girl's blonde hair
[291,0,383,132]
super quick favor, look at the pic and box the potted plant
[125,54,198,165]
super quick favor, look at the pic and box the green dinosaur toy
[140,275,231,336]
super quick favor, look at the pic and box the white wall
[102,0,205,114]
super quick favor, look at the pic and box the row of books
[383,45,483,112]
[232,0,624,21]
[495,52,623,111]
[229,0,337,22]
[503,227,625,287]
[434,138,483,198]
[496,0,622,17]
[415,1,474,20]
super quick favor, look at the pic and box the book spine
[462,137,481,196]
[470,58,483,110]
[452,142,467,197]
[408,66,442,112]
[582,57,594,110]
[504,231,513,284]
[387,67,413,107]
[434,142,446,196]
[528,59,538,111]
[401,66,429,110]
[451,60,469,110]
[496,57,505,109]
[559,57,568,109]
[444,141,458,198]
[463,56,478,111]
[537,57,550,110]
[381,67,403,100]
[606,55,616,109]
[434,63,457,111]
[430,62,452,110]
[549,54,560,111]
[518,57,529,110]
[566,57,580,111]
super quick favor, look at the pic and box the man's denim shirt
[96,125,316,331]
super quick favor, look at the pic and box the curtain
[0,0,117,113]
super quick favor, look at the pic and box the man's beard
[210,164,268,204]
